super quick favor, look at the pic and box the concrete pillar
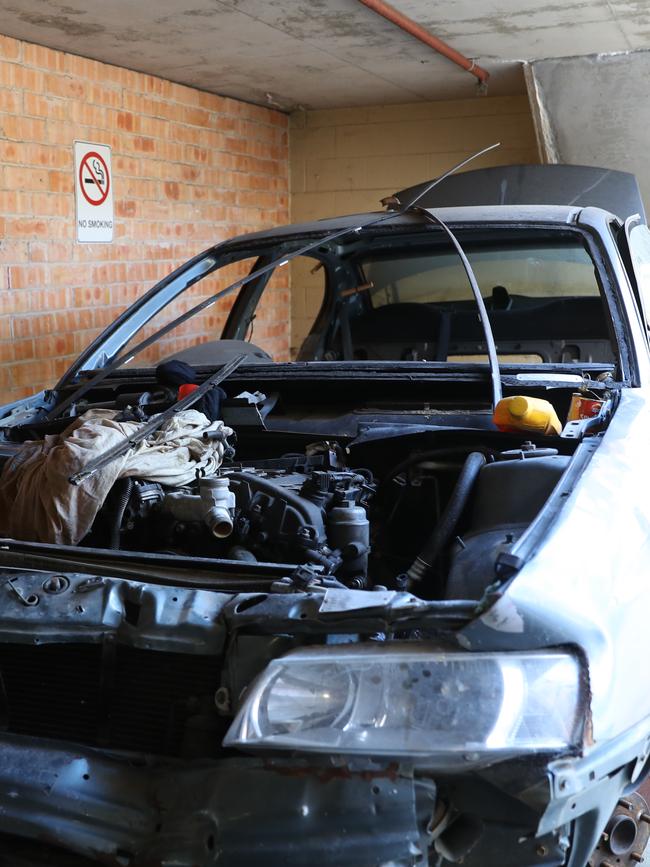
[525,51,650,209]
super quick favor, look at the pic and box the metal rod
[414,208,502,409]
[68,353,246,485]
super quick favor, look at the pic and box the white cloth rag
[0,408,233,545]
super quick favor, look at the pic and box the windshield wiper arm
[68,353,246,485]
[45,143,500,423]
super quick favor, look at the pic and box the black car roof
[221,204,585,249]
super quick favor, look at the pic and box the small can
[567,393,604,421]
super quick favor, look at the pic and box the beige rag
[0,409,233,545]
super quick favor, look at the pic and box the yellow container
[493,396,562,436]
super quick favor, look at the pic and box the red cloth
[177,383,199,400]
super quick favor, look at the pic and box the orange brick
[39,333,75,357]
[13,338,34,361]
[48,170,75,194]
[0,35,21,61]
[138,116,168,139]
[45,72,87,101]
[70,102,106,127]
[10,358,51,387]
[133,136,156,153]
[8,265,47,291]
[116,200,137,218]
[72,286,111,312]
[0,140,19,162]
[0,114,47,142]
[30,192,73,218]
[163,181,180,200]
[0,87,21,113]
[4,165,48,190]
[46,120,77,146]
[183,106,211,127]
[116,111,135,132]
[28,241,73,263]
[114,155,141,175]
[23,43,66,71]
[13,66,44,93]
[89,84,122,109]
[5,218,48,238]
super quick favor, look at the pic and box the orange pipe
[357,0,489,85]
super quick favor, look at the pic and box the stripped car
[1,156,650,866]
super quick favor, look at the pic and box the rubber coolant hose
[109,477,133,550]
[407,451,486,586]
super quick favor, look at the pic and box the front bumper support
[0,734,424,866]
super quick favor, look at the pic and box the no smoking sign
[74,141,113,243]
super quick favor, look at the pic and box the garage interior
[0,0,647,394]
[1,5,650,866]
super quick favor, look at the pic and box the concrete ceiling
[0,0,648,109]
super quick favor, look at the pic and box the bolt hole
[371,785,380,795]
[172,597,178,602]
[82,773,89,780]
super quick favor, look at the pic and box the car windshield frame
[54,213,629,394]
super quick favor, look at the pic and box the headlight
[224,644,582,762]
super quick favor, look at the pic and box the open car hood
[392,164,646,223]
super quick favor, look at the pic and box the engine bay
[0,360,607,603]
[28,412,574,602]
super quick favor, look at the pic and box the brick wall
[289,95,540,353]
[0,35,289,402]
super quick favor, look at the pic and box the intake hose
[109,477,133,550]
[407,451,486,587]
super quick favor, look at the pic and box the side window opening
[290,256,327,359]
[120,257,259,367]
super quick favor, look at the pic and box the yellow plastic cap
[508,396,529,419]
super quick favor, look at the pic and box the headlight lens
[224,644,582,761]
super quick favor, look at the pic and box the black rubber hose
[407,451,486,587]
[380,446,492,491]
[109,477,133,550]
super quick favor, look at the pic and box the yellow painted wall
[289,94,540,355]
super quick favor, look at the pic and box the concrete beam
[527,50,650,210]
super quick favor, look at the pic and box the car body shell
[0,199,650,866]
